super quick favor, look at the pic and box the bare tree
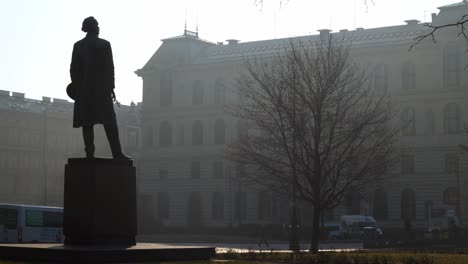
[411,14,468,50]
[227,38,399,252]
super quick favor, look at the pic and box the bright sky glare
[0,0,457,105]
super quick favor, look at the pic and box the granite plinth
[64,158,136,246]
[0,243,216,263]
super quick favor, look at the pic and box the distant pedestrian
[257,223,270,249]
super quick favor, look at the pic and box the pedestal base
[64,158,136,246]
[0,243,216,263]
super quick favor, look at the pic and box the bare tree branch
[410,15,468,51]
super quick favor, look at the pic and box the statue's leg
[104,121,131,160]
[82,125,95,158]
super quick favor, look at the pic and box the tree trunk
[309,205,321,252]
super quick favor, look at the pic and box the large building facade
[136,2,468,232]
[0,91,141,207]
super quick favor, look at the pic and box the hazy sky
[0,0,457,105]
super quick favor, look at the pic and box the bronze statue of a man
[70,16,130,160]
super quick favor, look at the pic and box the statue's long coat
[70,33,116,128]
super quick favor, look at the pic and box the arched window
[214,119,226,144]
[374,64,387,92]
[373,188,388,220]
[143,126,153,148]
[212,192,225,220]
[192,80,204,105]
[234,192,247,222]
[192,120,203,145]
[159,121,172,147]
[443,103,461,134]
[401,188,416,220]
[257,190,271,220]
[187,192,202,227]
[402,61,415,90]
[214,78,226,105]
[402,108,416,136]
[160,72,173,107]
[424,109,434,136]
[157,192,170,220]
[444,43,460,87]
[424,200,433,220]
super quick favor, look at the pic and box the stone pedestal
[64,158,136,246]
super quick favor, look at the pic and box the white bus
[0,203,63,243]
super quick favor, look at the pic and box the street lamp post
[289,183,300,251]
[289,127,300,251]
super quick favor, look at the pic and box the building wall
[0,93,141,207]
[136,2,468,232]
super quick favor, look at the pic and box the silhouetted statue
[70,16,130,160]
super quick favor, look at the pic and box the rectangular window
[25,210,63,228]
[234,192,247,221]
[444,45,460,87]
[159,169,168,180]
[0,208,18,229]
[176,125,184,145]
[212,192,225,220]
[127,130,138,147]
[191,161,201,179]
[157,192,170,220]
[445,154,459,174]
[401,154,415,174]
[160,73,173,107]
[213,160,223,178]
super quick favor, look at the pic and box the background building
[135,1,468,233]
[0,90,141,207]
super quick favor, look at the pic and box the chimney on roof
[318,29,331,41]
[217,42,224,45]
[42,96,51,103]
[405,19,420,25]
[356,27,364,31]
[339,29,348,32]
[0,90,10,97]
[226,39,239,45]
[12,92,25,99]
[431,13,437,22]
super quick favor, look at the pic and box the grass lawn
[3,252,468,263]
[210,251,468,264]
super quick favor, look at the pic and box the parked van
[0,203,63,243]
[338,215,382,239]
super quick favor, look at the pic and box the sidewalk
[137,233,287,244]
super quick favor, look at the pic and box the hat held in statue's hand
[67,83,76,100]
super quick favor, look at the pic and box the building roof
[438,0,467,10]
[136,1,468,71]
[0,89,141,124]
[194,24,427,64]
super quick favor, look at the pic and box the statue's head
[82,16,99,34]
